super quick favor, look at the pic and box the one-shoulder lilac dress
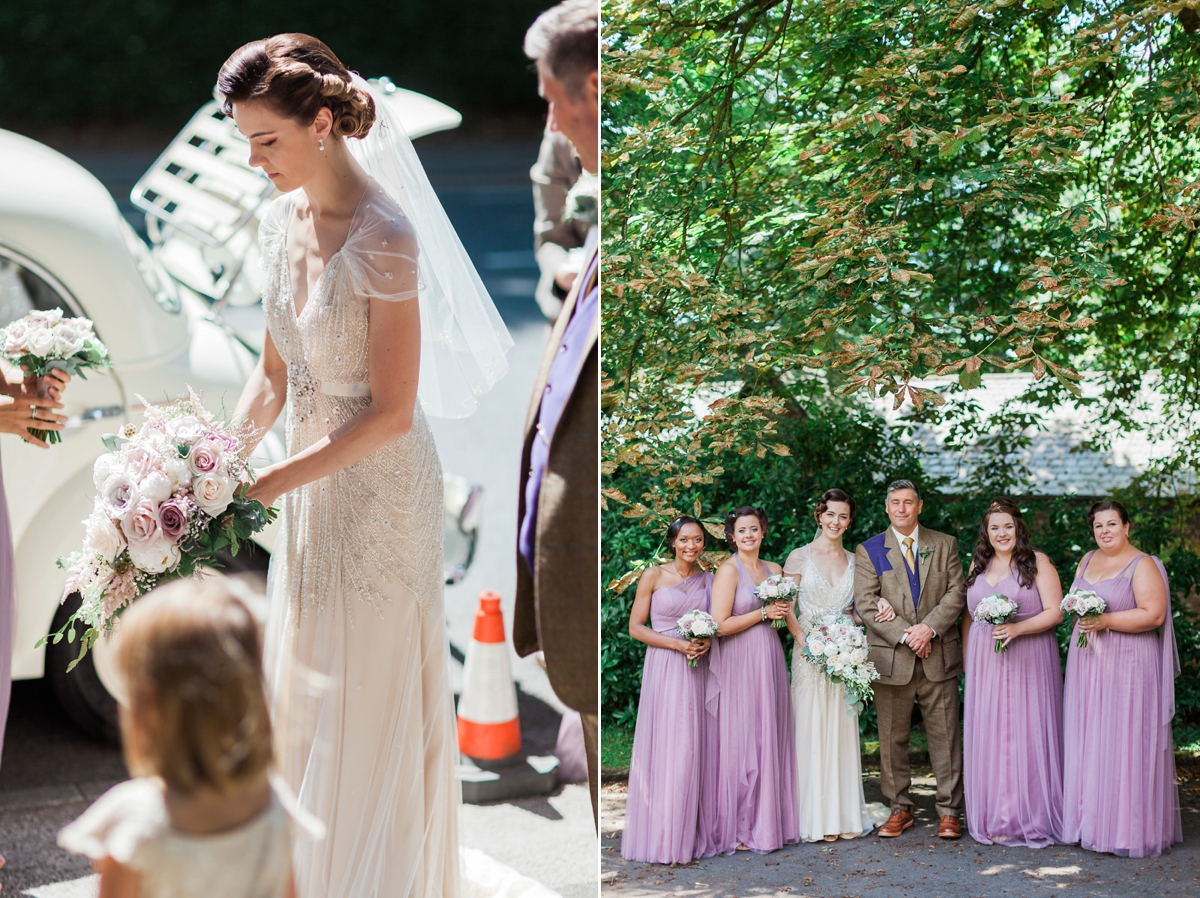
[622,571,715,864]
[699,557,798,856]
[963,568,1063,847]
[1062,552,1181,857]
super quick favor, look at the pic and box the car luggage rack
[131,100,275,248]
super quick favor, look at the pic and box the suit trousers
[875,662,964,819]
[582,711,598,828]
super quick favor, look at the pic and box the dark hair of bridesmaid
[724,505,768,549]
[965,497,1039,589]
[814,488,856,522]
[1087,499,1130,529]
[666,516,706,553]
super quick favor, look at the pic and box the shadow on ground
[602,768,1200,898]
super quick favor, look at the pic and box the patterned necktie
[902,537,916,574]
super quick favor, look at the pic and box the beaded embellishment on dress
[258,184,443,617]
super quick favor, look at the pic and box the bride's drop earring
[319,138,325,151]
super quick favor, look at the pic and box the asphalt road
[0,136,596,897]
[601,770,1200,897]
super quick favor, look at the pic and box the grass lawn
[603,721,635,768]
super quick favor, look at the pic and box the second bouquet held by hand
[48,389,276,668]
[1061,588,1107,648]
[974,592,1020,653]
[756,574,799,628]
[676,609,718,666]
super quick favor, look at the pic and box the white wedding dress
[258,183,459,898]
[785,546,888,841]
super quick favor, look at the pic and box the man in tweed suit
[513,0,600,826]
[854,480,967,839]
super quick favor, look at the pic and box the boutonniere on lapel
[917,547,935,560]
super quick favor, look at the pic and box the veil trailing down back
[346,74,513,419]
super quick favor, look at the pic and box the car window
[0,254,78,328]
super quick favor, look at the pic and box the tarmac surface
[601,769,1200,898]
[0,134,597,897]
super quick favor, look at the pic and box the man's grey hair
[524,0,599,98]
[886,479,921,501]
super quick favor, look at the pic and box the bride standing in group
[783,489,891,841]
[219,34,511,898]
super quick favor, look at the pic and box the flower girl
[57,579,322,898]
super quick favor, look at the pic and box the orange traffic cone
[457,591,521,761]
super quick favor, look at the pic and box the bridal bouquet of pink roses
[755,575,799,628]
[1061,588,1107,648]
[675,609,718,667]
[0,309,110,444]
[44,389,275,669]
[974,592,1020,653]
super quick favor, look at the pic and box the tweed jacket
[854,527,966,686]
[512,244,598,714]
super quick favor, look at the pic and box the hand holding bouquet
[44,389,276,669]
[801,611,880,714]
[755,575,799,629]
[974,592,1020,653]
[1061,589,1107,648]
[1,310,110,445]
[675,609,718,667]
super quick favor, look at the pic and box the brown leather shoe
[937,815,962,839]
[878,808,914,837]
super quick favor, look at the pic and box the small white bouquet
[0,310,110,444]
[755,575,799,629]
[675,609,718,667]
[44,389,276,669]
[1061,588,1107,648]
[974,592,1020,653]
[801,611,880,714]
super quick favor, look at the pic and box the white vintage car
[0,79,481,741]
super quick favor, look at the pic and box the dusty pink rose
[158,497,189,542]
[188,439,222,475]
[123,498,161,546]
[121,445,162,484]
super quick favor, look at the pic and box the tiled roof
[868,372,1189,496]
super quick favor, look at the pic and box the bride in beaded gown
[221,36,511,898]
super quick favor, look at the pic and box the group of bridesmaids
[620,493,1183,864]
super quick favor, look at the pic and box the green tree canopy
[602,0,1200,536]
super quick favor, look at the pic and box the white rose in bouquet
[127,537,181,575]
[93,454,118,492]
[138,471,174,505]
[52,321,88,357]
[162,456,193,490]
[166,415,207,444]
[101,473,139,520]
[83,507,124,562]
[193,471,236,517]
[4,320,28,355]
[26,326,56,357]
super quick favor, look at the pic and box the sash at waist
[321,381,372,398]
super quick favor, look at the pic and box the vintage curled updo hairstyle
[217,33,376,140]
[724,505,768,550]
[965,497,1039,590]
[814,488,856,523]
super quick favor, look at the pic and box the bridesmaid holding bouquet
[961,499,1064,847]
[622,516,714,864]
[701,506,798,855]
[1062,500,1181,857]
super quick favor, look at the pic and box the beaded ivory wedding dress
[258,182,458,898]
[786,546,888,841]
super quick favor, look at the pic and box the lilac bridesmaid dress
[963,568,1063,847]
[621,571,715,864]
[699,557,798,856]
[1062,552,1182,857]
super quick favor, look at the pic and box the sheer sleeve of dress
[341,184,420,302]
[783,545,809,579]
[257,193,290,261]
[56,779,165,865]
